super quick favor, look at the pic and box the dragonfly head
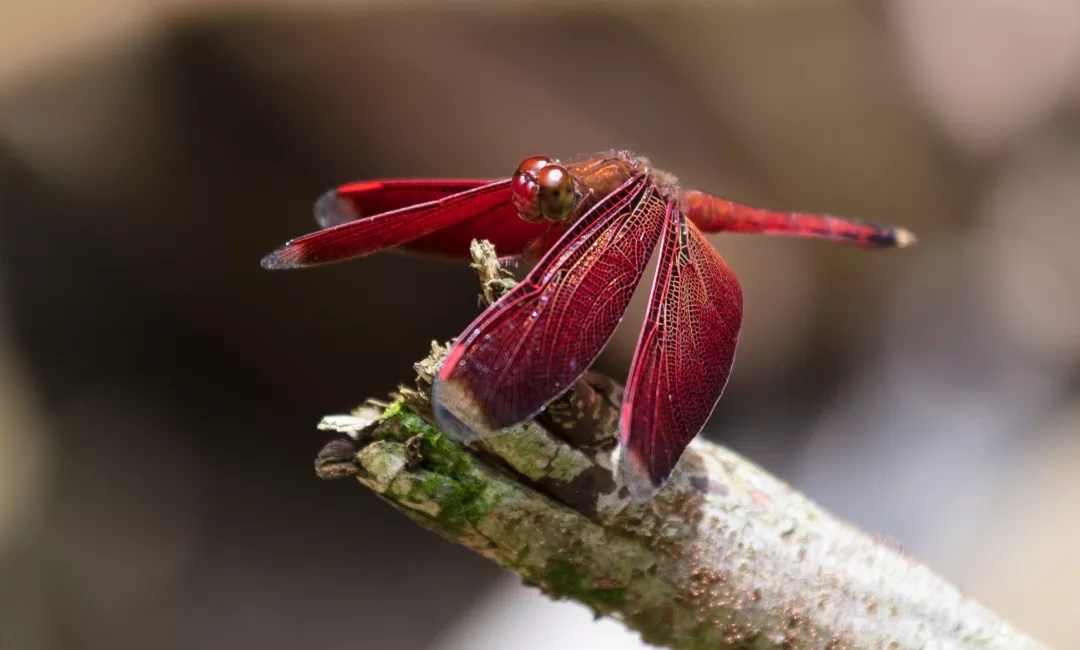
[512,155,577,224]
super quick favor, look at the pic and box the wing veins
[434,174,667,435]
[620,205,744,499]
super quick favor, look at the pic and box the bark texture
[313,241,1049,650]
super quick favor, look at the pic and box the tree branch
[313,241,1049,650]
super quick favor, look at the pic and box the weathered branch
[313,241,1049,650]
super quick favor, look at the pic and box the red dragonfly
[262,150,915,501]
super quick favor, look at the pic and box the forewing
[261,179,514,269]
[320,179,549,259]
[317,179,497,229]
[619,206,743,501]
[401,210,553,260]
[432,174,666,441]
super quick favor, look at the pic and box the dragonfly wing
[401,209,552,260]
[316,179,498,228]
[318,179,550,260]
[619,206,743,501]
[261,179,514,269]
[432,173,666,442]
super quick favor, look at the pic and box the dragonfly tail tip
[894,227,917,248]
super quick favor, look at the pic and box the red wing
[318,179,551,260]
[401,210,554,260]
[431,173,667,442]
[619,207,744,501]
[316,179,498,229]
[261,179,519,269]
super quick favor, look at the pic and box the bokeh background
[2,1,1079,648]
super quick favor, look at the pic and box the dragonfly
[262,150,915,501]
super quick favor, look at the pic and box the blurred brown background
[1,1,1078,649]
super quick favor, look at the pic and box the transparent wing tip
[260,245,298,270]
[314,188,361,230]
[431,378,490,444]
[615,446,664,503]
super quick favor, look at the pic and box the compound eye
[536,165,575,221]
[511,156,554,223]
[515,155,552,177]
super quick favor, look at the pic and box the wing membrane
[318,179,498,229]
[261,179,514,269]
[432,173,666,441]
[619,207,744,501]
[316,179,550,259]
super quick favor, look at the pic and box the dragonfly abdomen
[680,189,916,249]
